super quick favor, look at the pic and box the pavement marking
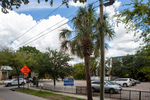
[0,97,4,100]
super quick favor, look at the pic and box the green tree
[73,62,86,80]
[17,46,40,77]
[0,47,36,88]
[135,45,150,80]
[17,46,40,54]
[59,4,114,100]
[90,57,98,76]
[114,0,150,43]
[0,0,87,13]
[36,48,73,86]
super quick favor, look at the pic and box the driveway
[0,85,48,100]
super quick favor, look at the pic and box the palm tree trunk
[84,54,93,100]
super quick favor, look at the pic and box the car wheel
[21,82,25,85]
[7,83,11,87]
[109,88,115,94]
[92,87,96,92]
[123,83,128,87]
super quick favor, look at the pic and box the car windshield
[109,82,116,85]
[106,81,113,85]
[11,79,16,81]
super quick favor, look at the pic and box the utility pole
[99,0,105,100]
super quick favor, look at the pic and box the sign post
[20,65,31,89]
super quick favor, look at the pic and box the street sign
[64,78,74,86]
[20,65,31,75]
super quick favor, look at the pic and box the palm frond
[59,29,72,39]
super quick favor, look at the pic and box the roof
[1,66,13,70]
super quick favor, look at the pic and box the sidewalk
[0,81,114,100]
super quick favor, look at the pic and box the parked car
[3,78,26,87]
[25,78,33,83]
[130,79,137,86]
[29,78,33,82]
[109,81,122,87]
[112,78,132,87]
[131,79,141,84]
[91,80,122,93]
[131,80,136,86]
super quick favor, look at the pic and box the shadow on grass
[15,88,85,100]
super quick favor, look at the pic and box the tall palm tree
[59,4,115,100]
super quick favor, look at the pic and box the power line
[12,0,99,50]
[13,20,71,51]
[4,3,64,48]
[13,13,75,50]
[0,3,39,46]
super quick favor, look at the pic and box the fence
[43,84,76,93]
[76,86,150,100]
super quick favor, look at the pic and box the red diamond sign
[20,65,31,75]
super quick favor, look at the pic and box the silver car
[91,80,122,93]
[3,78,26,87]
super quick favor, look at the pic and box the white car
[91,80,122,93]
[3,78,26,87]
[112,78,132,87]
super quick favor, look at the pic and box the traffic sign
[20,65,31,75]
[64,78,74,86]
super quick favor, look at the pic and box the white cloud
[96,0,121,15]
[13,1,64,12]
[103,1,143,58]
[0,7,70,53]
[69,0,86,7]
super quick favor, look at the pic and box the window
[92,82,100,84]
[120,79,127,81]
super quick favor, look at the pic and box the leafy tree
[0,0,87,13]
[17,46,40,77]
[59,4,114,100]
[111,60,125,77]
[17,46,40,54]
[0,47,36,88]
[36,48,73,86]
[73,62,86,80]
[89,57,99,76]
[114,0,150,43]
[135,45,150,80]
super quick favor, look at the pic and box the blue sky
[0,0,147,64]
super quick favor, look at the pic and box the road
[0,85,48,100]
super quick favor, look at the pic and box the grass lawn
[0,83,3,85]
[16,88,85,100]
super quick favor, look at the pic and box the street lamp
[99,0,115,100]
[104,0,115,7]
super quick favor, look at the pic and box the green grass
[16,88,85,100]
[0,83,3,85]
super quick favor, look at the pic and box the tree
[114,0,150,43]
[73,62,86,80]
[0,0,87,13]
[59,4,114,100]
[0,47,36,88]
[17,46,40,77]
[135,45,150,80]
[17,46,40,54]
[89,57,98,76]
[36,48,73,86]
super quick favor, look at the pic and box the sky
[0,0,146,64]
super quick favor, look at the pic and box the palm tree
[59,4,115,100]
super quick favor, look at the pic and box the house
[0,66,13,80]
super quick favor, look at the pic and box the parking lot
[38,80,150,91]
[122,82,150,91]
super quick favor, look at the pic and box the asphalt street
[0,85,48,100]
